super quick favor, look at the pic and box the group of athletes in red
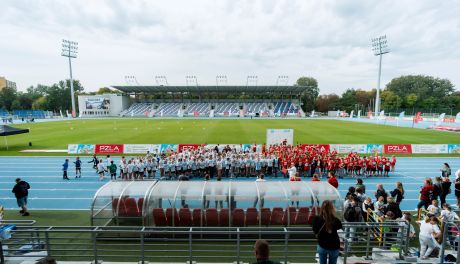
[266,144,397,178]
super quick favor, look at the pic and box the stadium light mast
[61,39,78,118]
[216,75,228,86]
[246,75,258,87]
[371,35,390,116]
[124,76,139,85]
[186,75,198,86]
[155,75,168,86]
[276,75,289,86]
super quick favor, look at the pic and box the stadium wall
[78,94,130,117]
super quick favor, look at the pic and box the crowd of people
[63,144,399,181]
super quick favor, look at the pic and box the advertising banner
[178,144,202,152]
[85,98,110,110]
[330,144,367,154]
[411,144,448,154]
[366,144,383,154]
[68,144,95,154]
[159,144,178,153]
[448,144,460,154]
[384,144,412,154]
[95,144,124,154]
[123,144,156,154]
[266,129,294,145]
[300,144,330,153]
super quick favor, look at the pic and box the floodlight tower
[276,75,289,86]
[246,75,258,86]
[371,35,390,116]
[124,76,139,85]
[155,75,169,86]
[61,39,78,117]
[216,75,228,86]
[186,75,198,86]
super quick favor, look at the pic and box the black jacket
[390,188,404,203]
[12,181,30,199]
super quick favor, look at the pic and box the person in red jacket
[327,171,338,189]
[418,178,434,209]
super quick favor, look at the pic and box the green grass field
[3,119,460,156]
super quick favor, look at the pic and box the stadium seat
[286,207,297,225]
[271,207,284,225]
[166,208,180,226]
[153,208,167,226]
[205,209,218,226]
[232,209,245,227]
[295,207,310,225]
[308,207,319,225]
[261,208,271,225]
[137,198,144,214]
[192,209,203,227]
[112,198,120,215]
[219,208,230,227]
[245,208,258,226]
[119,198,140,217]
[178,208,192,226]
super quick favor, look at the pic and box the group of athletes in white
[84,144,397,181]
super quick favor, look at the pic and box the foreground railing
[1,221,415,264]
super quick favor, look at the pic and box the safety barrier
[1,221,414,264]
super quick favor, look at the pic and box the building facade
[0,76,17,91]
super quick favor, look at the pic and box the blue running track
[0,157,459,211]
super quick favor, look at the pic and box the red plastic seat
[286,207,297,225]
[120,198,140,217]
[295,207,310,225]
[206,209,218,226]
[246,208,258,226]
[271,207,284,225]
[232,209,245,227]
[219,208,230,226]
[261,208,271,225]
[137,198,144,214]
[308,207,318,225]
[166,208,180,226]
[153,208,167,226]
[112,198,120,215]
[192,209,203,227]
[178,208,192,226]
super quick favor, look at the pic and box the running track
[0,157,459,211]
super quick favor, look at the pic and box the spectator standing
[88,154,98,170]
[12,178,30,216]
[251,240,280,264]
[383,197,402,219]
[390,182,405,205]
[455,178,460,208]
[418,178,434,210]
[440,177,451,206]
[312,200,343,264]
[62,159,69,180]
[74,157,82,178]
[344,196,362,242]
[375,184,388,204]
[417,216,441,260]
[355,178,366,194]
[97,159,106,181]
[441,163,451,178]
[432,177,442,202]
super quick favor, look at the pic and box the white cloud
[1,0,459,93]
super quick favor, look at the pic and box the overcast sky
[1,0,459,94]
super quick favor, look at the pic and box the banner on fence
[330,144,367,154]
[68,144,95,154]
[411,144,448,154]
[178,144,202,152]
[123,144,158,154]
[300,144,330,153]
[95,144,124,154]
[266,129,294,145]
[384,144,412,154]
[366,144,383,154]
[448,144,460,154]
[159,144,178,153]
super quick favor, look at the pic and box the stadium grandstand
[77,85,307,118]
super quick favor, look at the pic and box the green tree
[0,86,18,111]
[337,89,358,112]
[381,90,401,111]
[32,97,47,110]
[296,77,319,112]
[96,87,119,94]
[315,94,340,112]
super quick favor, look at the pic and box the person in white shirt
[417,216,441,260]
[426,200,441,218]
[97,159,106,181]
[440,204,459,222]
[288,163,297,180]
[253,174,266,208]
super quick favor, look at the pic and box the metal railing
[1,221,414,264]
